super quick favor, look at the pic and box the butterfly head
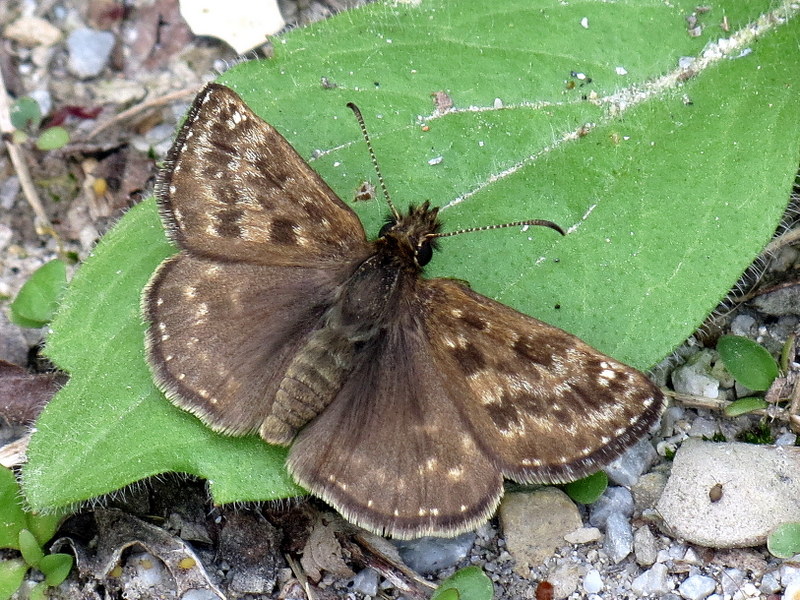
[378,201,443,268]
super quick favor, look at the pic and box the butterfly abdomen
[263,328,357,445]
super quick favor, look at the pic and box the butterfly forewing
[157,83,367,266]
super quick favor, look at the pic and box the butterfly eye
[378,222,394,237]
[416,240,433,266]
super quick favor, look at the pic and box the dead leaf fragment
[179,0,285,54]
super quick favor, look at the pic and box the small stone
[631,563,671,596]
[671,350,720,398]
[781,564,800,588]
[28,89,53,117]
[631,470,669,512]
[549,560,583,599]
[67,28,116,79]
[564,527,602,544]
[602,512,633,563]
[760,571,781,594]
[182,590,221,600]
[589,486,634,528]
[730,314,756,337]
[783,580,800,600]
[719,568,744,597]
[633,526,658,566]
[393,532,475,575]
[678,574,716,600]
[605,438,658,486]
[499,488,582,575]
[583,569,603,593]
[687,417,719,439]
[350,568,378,597]
[3,16,62,46]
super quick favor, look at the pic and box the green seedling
[0,467,73,600]
[432,566,493,600]
[717,335,780,392]
[9,259,68,328]
[564,471,608,505]
[767,522,800,558]
[737,421,775,445]
[9,96,69,151]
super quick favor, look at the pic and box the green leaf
[9,259,68,328]
[0,467,27,550]
[723,397,769,417]
[35,127,70,151]
[564,471,608,505]
[22,1,800,512]
[18,530,43,568]
[0,559,28,600]
[767,522,800,558]
[9,97,41,130]
[432,567,493,600]
[38,554,73,586]
[717,335,779,391]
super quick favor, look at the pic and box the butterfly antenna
[347,102,400,220]
[430,219,566,240]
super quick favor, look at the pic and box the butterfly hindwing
[286,306,503,539]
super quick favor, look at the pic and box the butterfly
[143,83,665,539]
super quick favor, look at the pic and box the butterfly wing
[145,83,371,435]
[286,306,504,539]
[156,83,367,266]
[421,278,666,485]
[144,257,360,436]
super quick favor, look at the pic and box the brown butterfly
[143,83,665,539]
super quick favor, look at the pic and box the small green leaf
[767,522,800,558]
[0,559,28,600]
[564,471,608,505]
[38,553,73,586]
[9,97,41,130]
[432,566,493,600]
[9,259,68,328]
[723,397,769,417]
[35,127,70,151]
[0,467,27,550]
[18,530,44,568]
[717,335,779,391]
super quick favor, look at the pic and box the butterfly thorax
[261,203,442,444]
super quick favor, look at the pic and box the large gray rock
[656,439,800,547]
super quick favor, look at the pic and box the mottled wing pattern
[145,82,372,435]
[421,279,666,485]
[144,257,358,436]
[156,83,366,266]
[287,308,503,539]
